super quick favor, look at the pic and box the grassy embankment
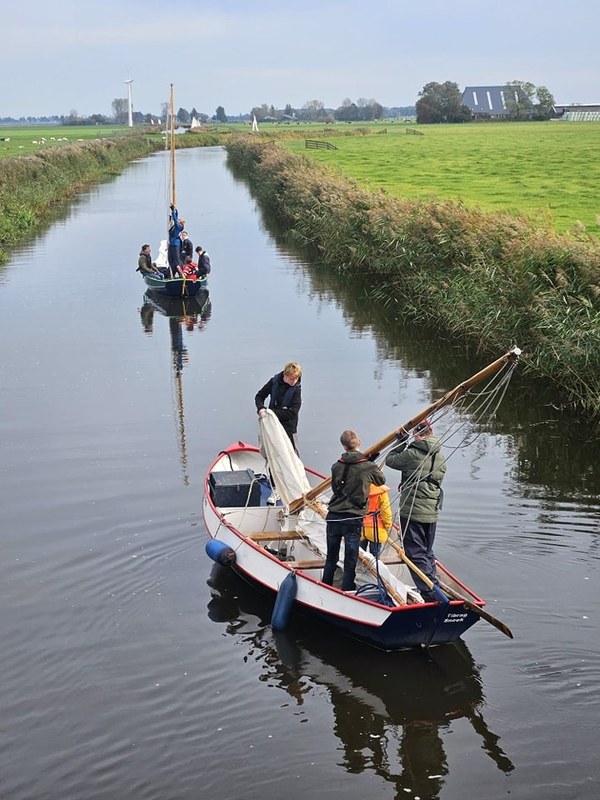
[0,125,221,264]
[226,135,600,417]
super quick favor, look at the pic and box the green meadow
[0,125,130,157]
[283,121,600,237]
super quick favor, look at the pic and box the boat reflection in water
[139,289,211,483]
[207,563,514,798]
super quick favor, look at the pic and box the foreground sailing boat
[203,347,520,651]
[141,84,207,298]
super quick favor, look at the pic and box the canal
[1,146,599,800]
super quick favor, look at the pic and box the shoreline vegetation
[2,125,600,417]
[225,136,600,418]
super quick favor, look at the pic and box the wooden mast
[169,83,176,207]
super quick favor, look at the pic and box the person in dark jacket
[385,418,447,601]
[323,430,386,592]
[136,245,161,276]
[255,362,302,452]
[180,231,193,260]
[195,245,211,278]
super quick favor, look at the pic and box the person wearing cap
[323,430,386,592]
[167,204,185,276]
[385,419,447,601]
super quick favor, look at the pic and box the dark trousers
[322,512,362,591]
[401,517,438,599]
[167,243,182,274]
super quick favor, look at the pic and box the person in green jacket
[385,418,447,601]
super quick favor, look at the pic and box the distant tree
[335,101,359,121]
[63,109,80,125]
[251,103,271,121]
[190,107,199,120]
[89,113,109,125]
[416,81,471,123]
[284,103,294,117]
[161,102,169,123]
[335,97,384,121]
[503,80,555,120]
[112,98,128,124]
[215,105,227,122]
[301,99,325,121]
[534,85,555,120]
[177,107,190,124]
[503,80,536,120]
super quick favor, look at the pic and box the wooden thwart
[287,559,326,569]
[248,531,304,542]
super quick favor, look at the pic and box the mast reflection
[207,563,514,798]
[139,290,211,484]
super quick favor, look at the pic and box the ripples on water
[1,147,599,799]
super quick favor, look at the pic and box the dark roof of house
[461,85,519,116]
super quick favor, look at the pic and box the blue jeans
[322,512,362,591]
[361,539,382,557]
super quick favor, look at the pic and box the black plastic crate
[209,469,261,507]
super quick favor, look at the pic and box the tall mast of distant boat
[169,83,177,207]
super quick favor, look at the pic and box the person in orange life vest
[360,483,392,557]
[180,255,198,280]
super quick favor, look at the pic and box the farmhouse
[461,86,519,118]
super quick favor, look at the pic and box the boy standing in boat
[385,418,447,602]
[323,430,386,592]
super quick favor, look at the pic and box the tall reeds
[226,137,600,416]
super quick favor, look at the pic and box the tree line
[2,79,556,127]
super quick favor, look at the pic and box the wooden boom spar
[289,346,521,514]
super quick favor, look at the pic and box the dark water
[1,147,599,800]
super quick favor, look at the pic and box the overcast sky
[3,0,598,118]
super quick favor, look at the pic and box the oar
[288,346,521,514]
[388,539,513,639]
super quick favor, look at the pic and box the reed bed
[226,137,600,417]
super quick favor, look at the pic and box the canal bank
[225,136,600,418]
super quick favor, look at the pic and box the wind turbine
[125,79,133,127]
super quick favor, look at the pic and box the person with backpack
[322,430,386,592]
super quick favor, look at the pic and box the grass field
[282,121,600,237]
[0,124,148,158]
